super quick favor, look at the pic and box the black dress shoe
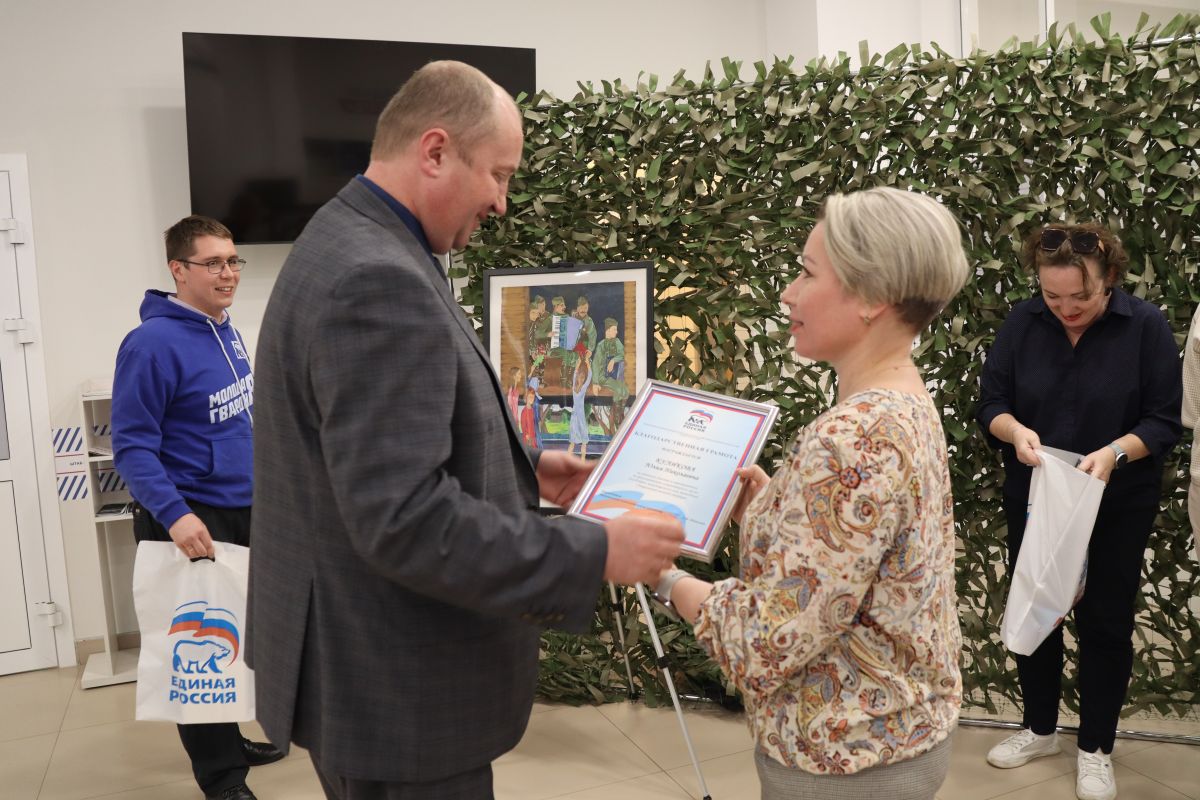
[241,738,286,767]
[207,785,257,800]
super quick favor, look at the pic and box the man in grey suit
[247,61,684,799]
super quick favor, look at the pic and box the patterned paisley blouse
[694,388,962,774]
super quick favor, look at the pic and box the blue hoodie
[112,290,254,529]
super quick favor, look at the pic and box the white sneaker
[986,729,1061,768]
[1076,749,1117,800]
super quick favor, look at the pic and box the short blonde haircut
[821,187,969,329]
[371,60,518,160]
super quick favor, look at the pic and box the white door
[0,165,58,675]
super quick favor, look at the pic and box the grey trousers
[312,756,493,800]
[755,735,953,800]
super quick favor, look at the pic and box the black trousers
[133,499,253,796]
[1004,496,1156,754]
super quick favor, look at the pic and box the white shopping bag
[133,540,257,723]
[1000,449,1105,656]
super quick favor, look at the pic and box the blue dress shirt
[355,174,446,280]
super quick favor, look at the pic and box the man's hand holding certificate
[535,450,683,585]
[569,381,778,562]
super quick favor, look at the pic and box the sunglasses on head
[1040,228,1103,254]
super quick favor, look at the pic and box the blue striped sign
[53,426,83,455]
[54,426,87,501]
[57,474,88,501]
[52,426,127,501]
[97,468,126,493]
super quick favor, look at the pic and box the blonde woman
[658,187,969,799]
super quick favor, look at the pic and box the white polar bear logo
[173,640,231,674]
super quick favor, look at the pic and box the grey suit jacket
[246,179,608,782]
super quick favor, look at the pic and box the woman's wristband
[654,568,692,606]
[651,568,692,620]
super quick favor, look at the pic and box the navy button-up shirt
[976,287,1181,507]
[355,174,446,281]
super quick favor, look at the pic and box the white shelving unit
[79,390,139,688]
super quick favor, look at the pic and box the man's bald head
[371,60,521,162]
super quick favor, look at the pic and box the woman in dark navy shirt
[976,223,1181,800]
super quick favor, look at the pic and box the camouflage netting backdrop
[458,14,1200,721]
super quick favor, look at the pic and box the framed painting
[482,261,654,458]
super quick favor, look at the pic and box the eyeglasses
[177,257,246,274]
[1040,229,1103,255]
[176,261,247,277]
[178,257,246,273]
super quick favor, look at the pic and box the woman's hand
[730,465,770,525]
[1011,424,1043,467]
[1077,447,1116,483]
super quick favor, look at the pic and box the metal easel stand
[958,716,1200,747]
[634,582,714,800]
[607,581,638,698]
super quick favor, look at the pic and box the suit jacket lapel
[433,270,535,474]
[337,181,534,472]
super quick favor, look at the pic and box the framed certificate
[568,380,778,562]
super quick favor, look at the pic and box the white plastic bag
[133,540,257,723]
[1001,449,1105,656]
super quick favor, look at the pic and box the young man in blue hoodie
[112,215,281,800]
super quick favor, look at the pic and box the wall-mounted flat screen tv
[183,32,536,243]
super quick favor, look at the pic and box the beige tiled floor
[2,666,1197,799]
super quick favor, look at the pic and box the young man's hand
[169,513,215,559]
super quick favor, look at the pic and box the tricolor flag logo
[684,408,714,432]
[169,601,241,664]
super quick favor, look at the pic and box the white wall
[764,0,821,66]
[1057,0,1200,36]
[807,0,964,62]
[975,0,1043,51]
